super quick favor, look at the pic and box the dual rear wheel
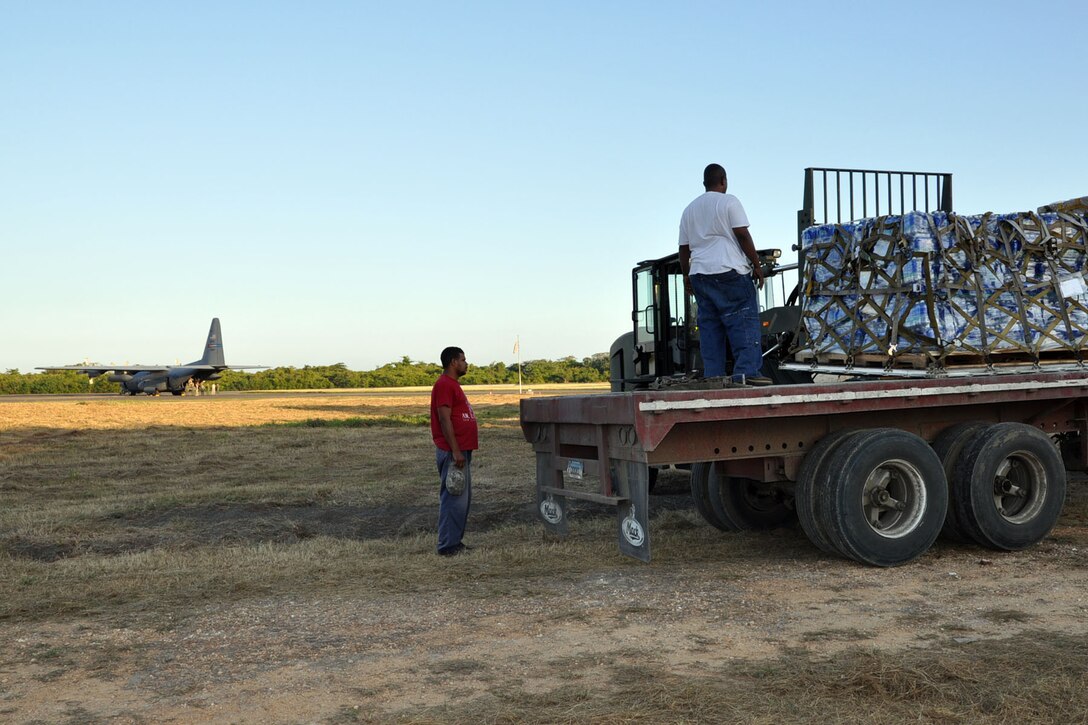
[692,423,1066,567]
[941,422,1066,551]
[693,428,948,566]
[794,428,947,566]
[796,423,1065,565]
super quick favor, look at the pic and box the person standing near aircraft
[678,163,768,384]
[429,347,478,556]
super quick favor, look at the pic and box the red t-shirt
[430,374,478,451]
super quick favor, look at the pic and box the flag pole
[516,335,522,394]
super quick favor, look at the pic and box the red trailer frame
[520,371,1088,565]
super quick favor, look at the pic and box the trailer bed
[520,372,1088,564]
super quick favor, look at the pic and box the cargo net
[792,209,1088,373]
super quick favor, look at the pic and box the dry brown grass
[0,417,592,622]
[0,384,602,432]
[0,392,515,432]
[3,389,1088,723]
[0,389,640,628]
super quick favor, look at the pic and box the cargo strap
[794,209,1088,371]
[794,216,941,369]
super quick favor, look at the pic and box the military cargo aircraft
[38,318,263,395]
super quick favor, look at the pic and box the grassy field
[2,389,1088,723]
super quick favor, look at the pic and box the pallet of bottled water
[791,199,1088,376]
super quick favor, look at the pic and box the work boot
[438,543,468,557]
[732,375,773,386]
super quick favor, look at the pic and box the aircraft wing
[177,364,266,371]
[37,365,170,374]
[38,364,267,374]
[180,363,267,370]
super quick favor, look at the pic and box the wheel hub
[992,453,1047,523]
[862,459,926,539]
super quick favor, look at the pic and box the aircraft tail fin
[201,318,226,367]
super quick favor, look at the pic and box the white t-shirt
[678,192,751,275]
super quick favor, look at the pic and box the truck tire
[930,422,990,543]
[706,468,795,531]
[689,462,730,531]
[950,423,1066,551]
[818,429,947,567]
[794,429,857,554]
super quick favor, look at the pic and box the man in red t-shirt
[430,346,478,556]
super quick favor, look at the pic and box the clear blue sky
[3,1,1086,372]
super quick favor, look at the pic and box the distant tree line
[0,369,102,395]
[0,354,610,394]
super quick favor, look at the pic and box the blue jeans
[436,448,472,553]
[691,270,762,380]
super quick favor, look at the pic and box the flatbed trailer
[520,370,1088,566]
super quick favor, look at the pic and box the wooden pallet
[793,348,1084,371]
[793,352,933,370]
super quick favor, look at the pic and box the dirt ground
[6,484,1088,723]
[2,393,1088,723]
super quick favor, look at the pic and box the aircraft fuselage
[111,368,224,395]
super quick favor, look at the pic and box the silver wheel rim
[861,459,927,538]
[992,451,1047,524]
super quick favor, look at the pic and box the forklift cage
[795,167,953,282]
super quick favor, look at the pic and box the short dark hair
[440,346,464,369]
[703,163,727,189]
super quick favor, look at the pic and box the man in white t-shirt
[678,163,767,382]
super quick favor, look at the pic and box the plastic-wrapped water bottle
[446,468,465,496]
